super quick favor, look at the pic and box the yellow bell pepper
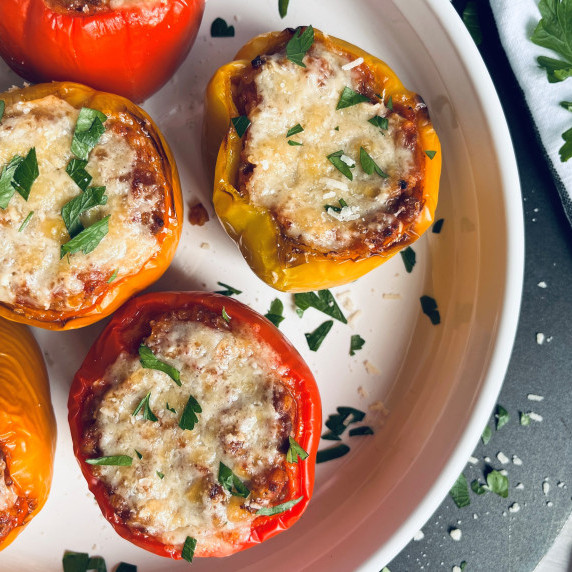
[204,28,441,292]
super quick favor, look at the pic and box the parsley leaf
[286,25,314,67]
[231,115,250,137]
[288,140,302,146]
[336,86,369,109]
[107,269,118,283]
[66,158,92,191]
[132,391,158,422]
[0,100,4,122]
[520,411,531,426]
[265,298,285,327]
[387,95,393,110]
[400,246,416,273]
[294,290,347,322]
[60,215,110,259]
[87,556,107,572]
[432,218,445,233]
[481,425,492,445]
[61,186,107,238]
[462,1,482,45]
[62,552,89,572]
[85,455,132,466]
[561,100,572,111]
[531,0,572,70]
[537,55,572,82]
[279,0,289,18]
[317,444,350,464]
[256,496,303,515]
[0,155,23,209]
[348,426,374,436]
[360,147,388,177]
[450,473,471,508]
[215,281,242,296]
[420,295,440,325]
[116,565,136,572]
[425,150,437,160]
[327,150,354,180]
[324,406,366,438]
[305,320,333,351]
[486,469,509,498]
[222,307,231,322]
[287,124,304,137]
[12,147,39,200]
[349,334,365,356]
[71,108,107,161]
[287,436,309,463]
[495,404,510,430]
[166,403,176,414]
[134,450,143,459]
[218,462,250,497]
[179,395,202,431]
[139,344,181,386]
[156,471,164,479]
[559,126,572,162]
[368,115,389,130]
[18,211,34,233]
[181,536,197,563]
[471,479,488,495]
[210,17,234,37]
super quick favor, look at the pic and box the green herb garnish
[66,158,92,191]
[157,471,164,479]
[132,391,158,422]
[288,140,302,146]
[71,108,107,160]
[450,474,471,508]
[336,86,369,110]
[63,552,90,572]
[116,564,137,572]
[305,320,333,351]
[287,123,304,137]
[287,436,309,463]
[471,479,488,495]
[327,149,354,180]
[349,334,365,356]
[18,211,34,232]
[387,95,393,110]
[215,281,242,296]
[294,289,347,322]
[85,455,132,466]
[265,298,285,327]
[538,55,572,82]
[0,155,24,209]
[60,215,110,258]
[400,246,416,273]
[218,462,250,497]
[321,431,342,441]
[432,218,445,233]
[520,412,531,426]
[368,115,388,130]
[231,116,250,138]
[420,295,440,325]
[179,395,202,431]
[256,496,303,515]
[561,100,572,111]
[360,147,388,177]
[486,469,509,498]
[166,403,176,414]
[279,0,289,17]
[286,25,314,67]
[0,100,4,122]
[138,344,181,385]
[462,1,482,45]
[12,147,39,201]
[107,269,118,283]
[495,404,510,430]
[222,306,231,322]
[181,536,197,563]
[425,150,437,160]
[481,425,492,445]
[324,406,366,437]
[211,17,234,37]
[560,127,572,162]
[61,186,107,238]
[134,450,143,460]
[316,444,350,464]
[348,426,374,436]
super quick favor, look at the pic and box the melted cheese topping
[244,42,415,252]
[0,96,161,313]
[94,319,288,551]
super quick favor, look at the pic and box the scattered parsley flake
[61,186,107,238]
[432,218,445,233]
[495,404,510,430]
[286,26,314,67]
[348,426,374,437]
[305,320,333,351]
[360,146,388,177]
[0,100,4,122]
[66,158,92,191]
[288,140,302,146]
[368,115,389,130]
[179,394,202,431]
[265,298,285,327]
[181,536,197,563]
[132,391,158,422]
[450,474,471,508]
[279,0,289,18]
[520,412,531,426]
[471,479,488,495]
[559,127,572,162]
[336,86,369,110]
[18,211,34,232]
[425,150,437,160]
[139,345,181,386]
[486,469,509,498]
[222,307,231,322]
[387,95,393,110]
[116,564,136,572]
[287,436,309,463]
[537,55,572,82]
[349,334,365,356]
[317,444,350,464]
[60,215,110,259]
[462,1,482,45]
[0,155,24,209]
[12,147,39,201]
[134,450,143,460]
[482,425,492,445]
[321,431,342,441]
[166,403,176,414]
[215,281,242,296]
[400,246,416,273]
[325,406,366,437]
[327,149,354,180]
[294,289,346,322]
[86,455,132,466]
[286,124,304,137]
[107,269,118,283]
[561,100,572,111]
[256,496,303,515]
[71,108,107,161]
[218,461,250,497]
[210,17,234,37]
[420,295,440,325]
[231,116,250,137]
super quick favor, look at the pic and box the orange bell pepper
[204,28,441,292]
[0,317,56,550]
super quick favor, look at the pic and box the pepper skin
[68,291,321,559]
[0,317,56,550]
[204,28,442,292]
[0,82,183,330]
[0,0,205,102]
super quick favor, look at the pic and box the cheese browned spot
[0,95,167,314]
[235,38,426,260]
[81,309,296,555]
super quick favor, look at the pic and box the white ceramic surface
[0,0,524,570]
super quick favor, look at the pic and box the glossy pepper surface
[0,317,56,550]
[68,291,321,559]
[0,82,183,331]
[204,28,442,292]
[0,0,205,102]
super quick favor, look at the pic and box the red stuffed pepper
[68,292,321,559]
[0,0,205,102]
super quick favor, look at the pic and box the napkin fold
[489,0,572,225]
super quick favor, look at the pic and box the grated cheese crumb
[527,394,544,402]
[497,452,510,465]
[347,310,362,327]
[543,481,550,495]
[547,501,554,507]
[341,57,364,71]
[449,528,462,541]
[536,332,545,345]
[382,292,401,300]
[200,242,210,249]
[369,400,389,415]
[364,360,380,375]
[515,483,524,490]
[528,412,543,422]
[509,503,520,513]
[468,456,478,465]
[413,530,424,541]
[512,455,523,466]
[537,281,547,288]
[357,386,368,399]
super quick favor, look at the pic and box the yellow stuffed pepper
[204,27,441,292]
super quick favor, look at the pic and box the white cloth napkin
[489,0,572,223]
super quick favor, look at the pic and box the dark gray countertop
[388,2,572,571]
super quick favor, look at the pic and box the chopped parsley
[0,155,24,209]
[286,123,304,137]
[471,479,488,495]
[368,115,388,130]
[400,246,416,273]
[181,536,197,563]
[107,269,118,283]
[462,1,482,45]
[560,127,572,162]
[166,403,176,414]
[348,426,373,436]
[359,146,388,177]
[327,149,354,180]
[231,115,250,138]
[0,100,4,122]
[316,444,350,464]
[294,289,346,322]
[18,211,34,232]
[286,436,309,463]
[420,295,440,325]
[138,344,181,386]
[425,150,437,160]
[349,334,365,356]
[520,412,531,426]
[210,17,234,37]
[324,406,366,438]
[486,469,509,498]
[61,186,107,238]
[288,140,302,146]
[179,394,202,431]
[495,404,510,430]
[222,306,231,322]
[279,0,289,18]
[538,56,572,82]
[134,450,143,460]
[449,473,471,508]
[12,147,39,201]
[132,391,158,422]
[265,298,285,327]
[256,496,303,515]
[215,281,242,296]
[71,108,107,161]
[116,564,137,572]
[218,462,250,497]
[305,320,333,351]
[325,198,349,214]
[387,95,393,110]
[85,455,132,466]
[62,552,110,572]
[286,25,314,67]
[432,218,445,233]
[156,471,165,479]
[481,425,492,445]
[336,86,369,110]
[60,215,110,259]
[66,158,92,191]
[561,100,572,111]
